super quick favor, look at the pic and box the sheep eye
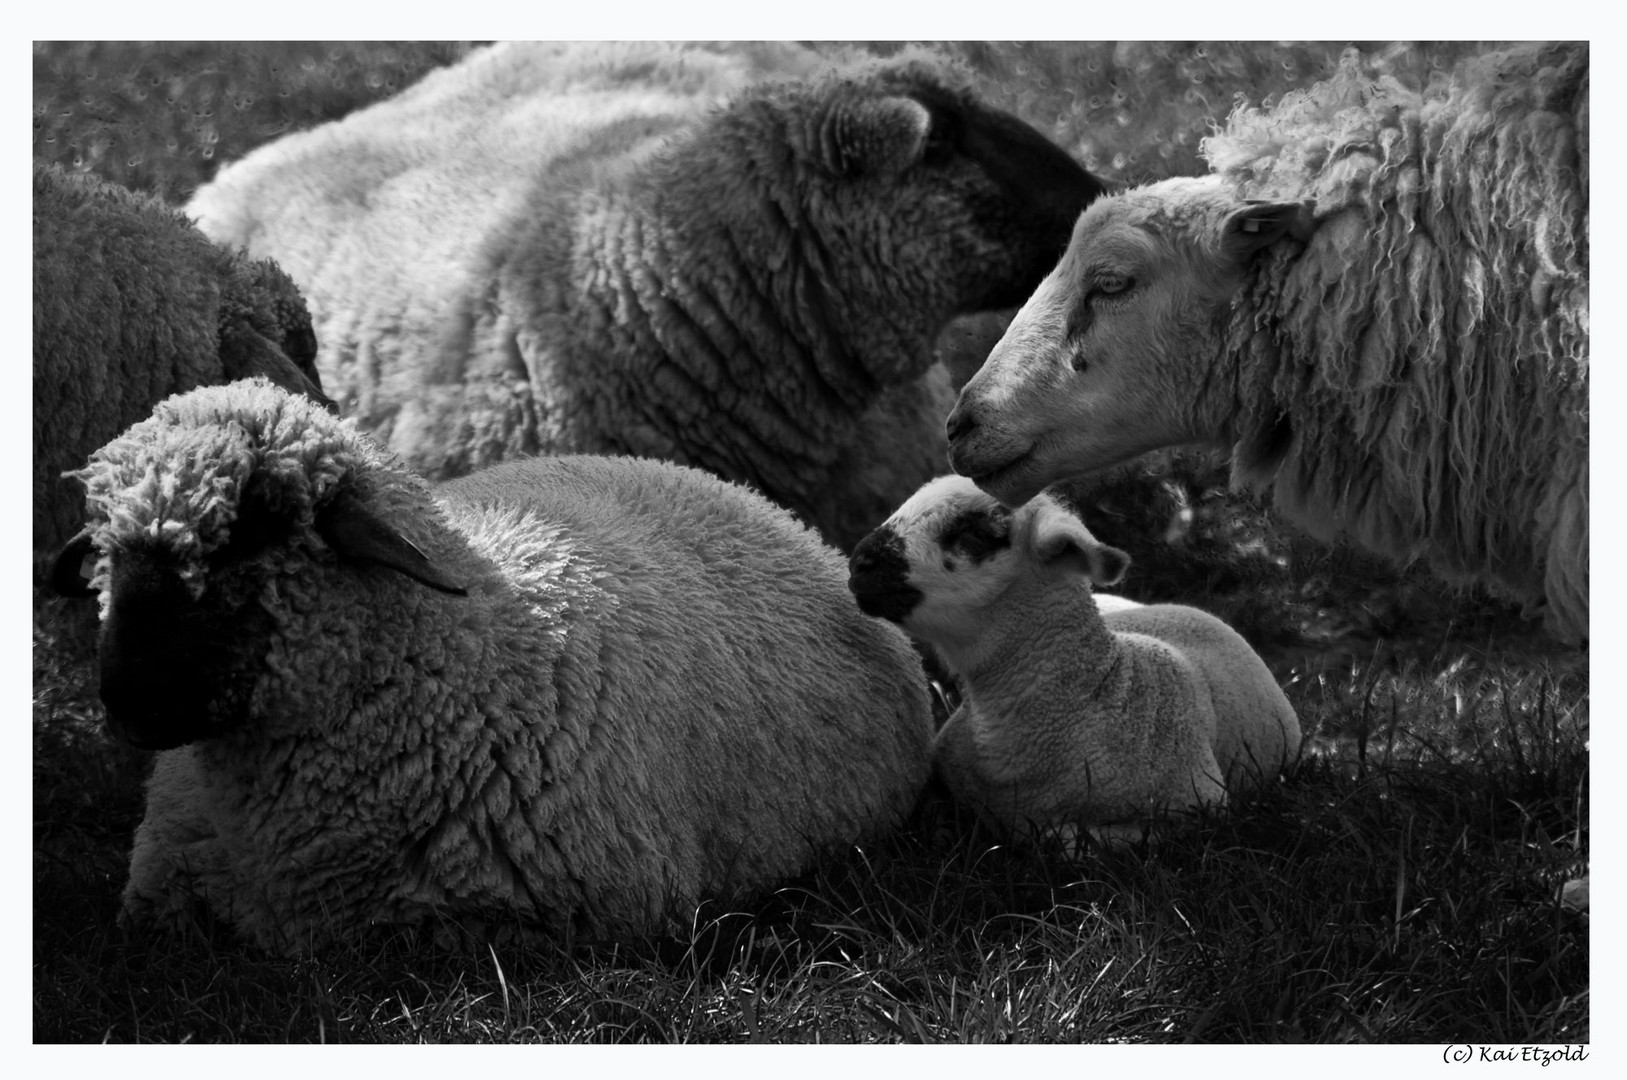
[921,110,958,164]
[211,498,285,563]
[1094,272,1132,296]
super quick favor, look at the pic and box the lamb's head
[946,176,1316,505]
[50,379,466,751]
[848,475,1127,652]
[702,49,1107,382]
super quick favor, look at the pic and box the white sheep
[33,161,333,572]
[848,475,1301,847]
[185,41,1105,549]
[53,378,933,953]
[946,42,1588,643]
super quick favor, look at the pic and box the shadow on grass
[35,630,1588,1042]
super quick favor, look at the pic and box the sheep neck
[943,573,1121,701]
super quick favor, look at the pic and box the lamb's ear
[1221,200,1317,262]
[1028,498,1130,587]
[818,95,932,178]
[49,531,99,598]
[318,496,468,596]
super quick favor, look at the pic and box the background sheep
[33,161,334,577]
[849,475,1300,847]
[185,41,1105,549]
[946,42,1588,643]
[55,378,933,953]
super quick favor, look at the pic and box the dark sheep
[187,42,1106,548]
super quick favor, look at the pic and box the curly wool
[1206,43,1588,639]
[79,380,932,952]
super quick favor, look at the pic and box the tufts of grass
[35,621,1586,1043]
[33,42,476,203]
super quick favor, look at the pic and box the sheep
[945,42,1588,643]
[848,475,1300,847]
[52,378,933,953]
[185,41,1106,549]
[33,161,334,577]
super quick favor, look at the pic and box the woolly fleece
[77,379,932,952]
[32,162,329,568]
[186,42,1103,548]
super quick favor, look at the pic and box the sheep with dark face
[947,43,1587,642]
[186,41,1106,548]
[55,379,932,953]
[32,161,333,575]
[849,475,1299,848]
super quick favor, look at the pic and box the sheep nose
[945,401,978,444]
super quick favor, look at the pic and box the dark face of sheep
[944,177,1315,505]
[849,475,1127,649]
[713,55,1107,382]
[55,531,278,750]
[53,491,467,751]
[54,390,469,752]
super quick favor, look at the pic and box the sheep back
[934,620,1226,837]
[77,381,930,949]
[1103,603,1301,793]
[429,456,936,936]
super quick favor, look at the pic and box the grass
[35,605,1588,1043]
[33,41,1587,1043]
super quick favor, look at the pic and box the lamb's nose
[848,534,885,576]
[945,402,978,444]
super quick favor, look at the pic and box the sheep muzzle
[847,528,923,623]
[97,553,265,750]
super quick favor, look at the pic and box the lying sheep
[186,41,1105,549]
[946,42,1588,642]
[848,475,1300,846]
[33,161,333,574]
[54,378,932,952]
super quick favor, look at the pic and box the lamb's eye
[942,511,1009,560]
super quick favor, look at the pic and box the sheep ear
[317,496,468,596]
[1221,200,1317,261]
[218,324,339,415]
[49,531,99,598]
[818,95,932,178]
[1029,498,1129,587]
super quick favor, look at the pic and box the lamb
[52,378,933,953]
[185,41,1105,549]
[848,475,1300,847]
[945,42,1588,643]
[33,161,334,575]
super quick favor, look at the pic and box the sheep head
[699,49,1107,384]
[53,379,467,751]
[946,176,1315,505]
[848,475,1127,656]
